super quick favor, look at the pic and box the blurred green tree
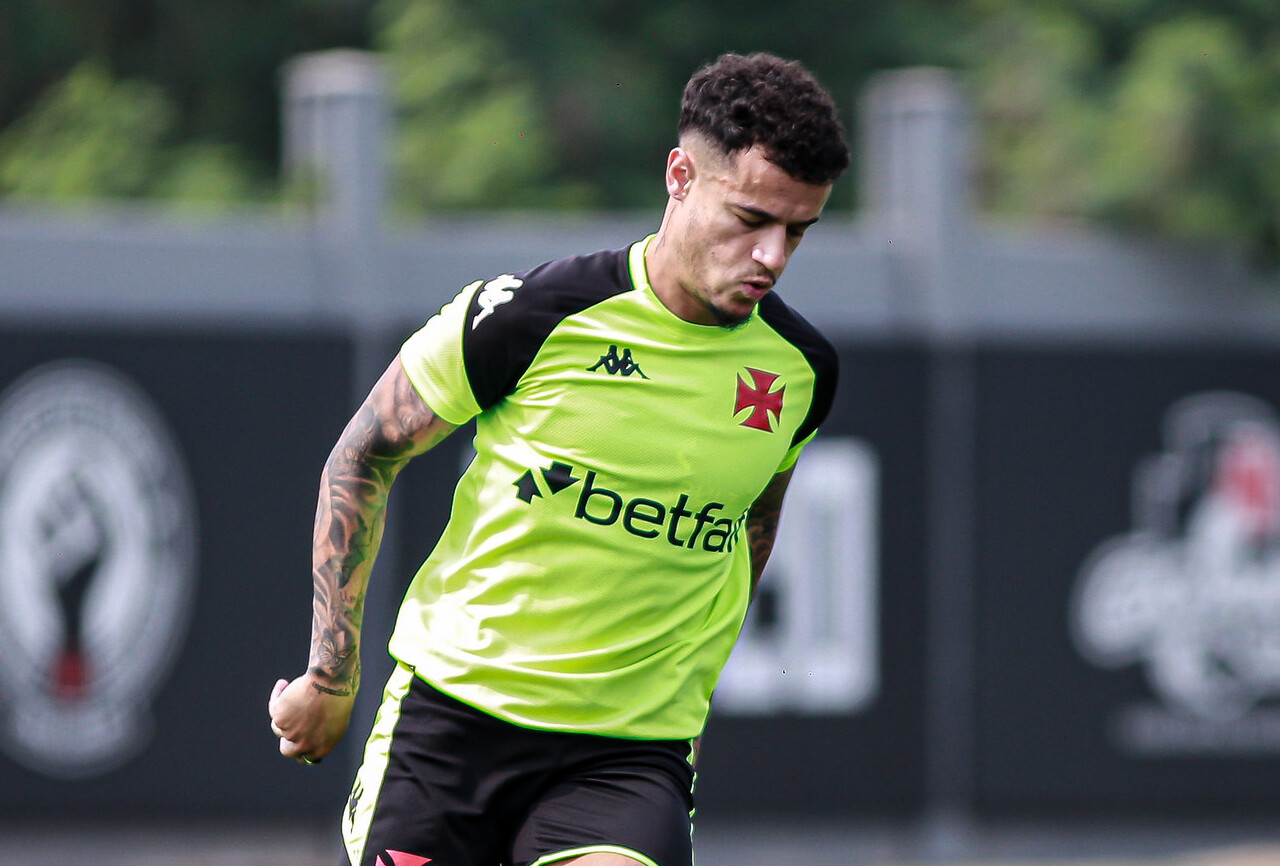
[373,0,574,212]
[0,61,172,200]
[0,0,962,214]
[450,0,965,211]
[0,60,255,204]
[4,0,1280,266]
[963,0,1280,262]
[0,0,369,206]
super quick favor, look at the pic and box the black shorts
[342,663,696,866]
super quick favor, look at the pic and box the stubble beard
[684,272,752,329]
[709,299,752,330]
[679,246,754,329]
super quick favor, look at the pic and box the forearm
[306,359,454,695]
[745,466,794,595]
[307,429,392,696]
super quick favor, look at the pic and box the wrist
[306,666,358,698]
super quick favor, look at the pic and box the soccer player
[269,52,849,866]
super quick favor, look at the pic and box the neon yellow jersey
[393,236,838,739]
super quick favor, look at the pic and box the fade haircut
[678,52,850,186]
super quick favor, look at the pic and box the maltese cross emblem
[734,368,785,432]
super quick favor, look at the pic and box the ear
[665,147,695,200]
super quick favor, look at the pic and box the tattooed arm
[746,466,794,596]
[269,357,456,764]
[684,467,794,768]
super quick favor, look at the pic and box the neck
[643,202,684,314]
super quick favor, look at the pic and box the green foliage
[0,0,370,207]
[445,0,958,211]
[963,1,1280,261]
[965,4,1103,220]
[0,60,258,207]
[373,0,573,212]
[0,60,173,200]
[5,0,1280,264]
[153,143,259,206]
[1092,17,1266,242]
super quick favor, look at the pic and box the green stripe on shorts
[342,663,416,866]
[530,844,661,866]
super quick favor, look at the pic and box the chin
[709,304,753,329]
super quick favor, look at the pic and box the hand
[268,673,356,765]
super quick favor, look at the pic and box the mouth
[737,278,774,301]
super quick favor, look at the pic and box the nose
[752,227,787,275]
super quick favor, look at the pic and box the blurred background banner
[3,2,1280,848]
[974,347,1280,817]
[0,329,357,817]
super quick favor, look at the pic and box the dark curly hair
[678,53,850,186]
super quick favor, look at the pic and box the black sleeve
[757,292,840,448]
[460,247,632,411]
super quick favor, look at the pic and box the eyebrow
[734,204,822,230]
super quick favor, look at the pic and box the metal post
[281,49,402,771]
[282,49,388,240]
[862,67,980,857]
[860,67,976,331]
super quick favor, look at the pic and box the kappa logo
[347,778,364,829]
[513,460,745,553]
[735,368,785,432]
[470,275,523,329]
[587,344,648,378]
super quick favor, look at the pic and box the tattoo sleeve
[307,359,455,694]
[746,467,794,596]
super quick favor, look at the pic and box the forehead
[712,145,831,220]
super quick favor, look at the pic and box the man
[270,52,849,866]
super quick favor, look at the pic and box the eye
[737,213,765,228]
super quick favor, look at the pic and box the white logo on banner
[715,437,880,715]
[0,361,198,778]
[1071,391,1280,754]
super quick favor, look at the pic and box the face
[659,141,832,327]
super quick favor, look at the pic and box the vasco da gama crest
[0,360,197,778]
[1072,391,1280,729]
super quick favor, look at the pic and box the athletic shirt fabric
[392,235,838,740]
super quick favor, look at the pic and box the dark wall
[0,329,356,818]
[3,330,1279,824]
[974,345,1280,817]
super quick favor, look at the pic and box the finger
[279,737,302,759]
[269,678,289,709]
[270,720,286,738]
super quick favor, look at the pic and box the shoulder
[756,293,839,446]
[520,246,632,294]
[462,244,635,409]
[464,246,631,333]
[755,292,838,379]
